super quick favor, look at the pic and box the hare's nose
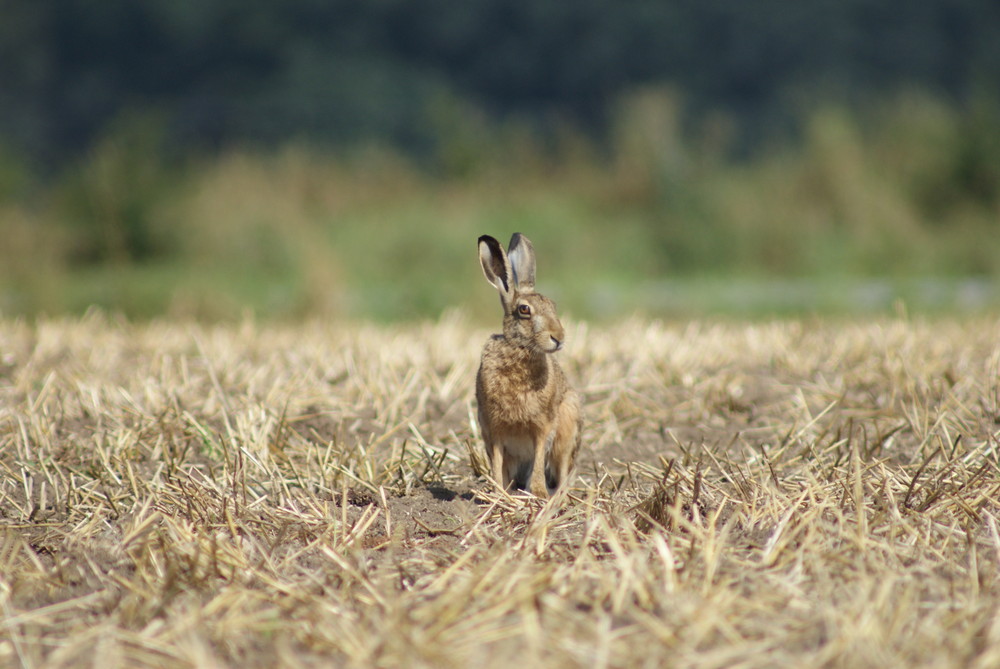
[550,336,562,350]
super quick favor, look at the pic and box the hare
[475,233,582,498]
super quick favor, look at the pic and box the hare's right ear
[506,232,536,292]
[479,235,514,304]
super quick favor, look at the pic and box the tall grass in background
[1,89,998,321]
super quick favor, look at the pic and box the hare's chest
[488,385,554,427]
[476,342,563,433]
[479,364,556,419]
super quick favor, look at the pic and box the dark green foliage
[52,113,183,265]
[1,0,999,165]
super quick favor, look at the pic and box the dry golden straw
[1,313,999,667]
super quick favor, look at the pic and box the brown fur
[475,233,582,497]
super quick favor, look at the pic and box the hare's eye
[517,304,531,317]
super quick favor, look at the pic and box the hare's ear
[479,235,514,303]
[507,233,536,292]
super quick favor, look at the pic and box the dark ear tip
[479,235,505,260]
[508,232,534,254]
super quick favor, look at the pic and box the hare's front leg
[529,431,549,498]
[490,441,510,491]
[547,392,581,493]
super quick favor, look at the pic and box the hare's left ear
[479,235,514,305]
[507,232,536,292]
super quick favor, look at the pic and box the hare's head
[478,233,565,353]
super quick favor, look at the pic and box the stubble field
[1,313,999,668]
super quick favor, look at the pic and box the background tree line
[2,0,998,167]
[1,0,999,319]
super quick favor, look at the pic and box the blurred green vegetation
[1,89,998,321]
[2,0,999,319]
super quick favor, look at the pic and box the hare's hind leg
[547,392,582,493]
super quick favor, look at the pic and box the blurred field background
[1,1,1000,320]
